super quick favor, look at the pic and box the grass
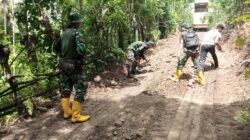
[244,68,250,78]
[235,37,246,49]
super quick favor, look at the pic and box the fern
[23,99,34,116]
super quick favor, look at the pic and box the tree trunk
[80,0,84,14]
[0,44,22,114]
[3,0,7,35]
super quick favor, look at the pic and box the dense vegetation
[0,0,194,123]
[208,0,249,27]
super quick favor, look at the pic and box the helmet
[69,13,83,24]
[146,41,155,47]
[181,22,190,29]
[216,24,225,30]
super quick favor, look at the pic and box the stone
[114,121,123,127]
[94,75,102,83]
[110,80,118,86]
[136,131,143,137]
[113,131,118,136]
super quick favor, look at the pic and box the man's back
[61,28,78,59]
[128,41,145,52]
[202,29,221,45]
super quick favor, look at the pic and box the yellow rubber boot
[172,69,182,82]
[198,72,205,85]
[71,101,91,123]
[61,98,72,119]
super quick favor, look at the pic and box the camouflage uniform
[126,41,147,77]
[177,48,199,70]
[177,31,199,70]
[54,28,86,103]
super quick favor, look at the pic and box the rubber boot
[198,72,205,85]
[172,69,182,82]
[71,101,91,123]
[61,98,72,119]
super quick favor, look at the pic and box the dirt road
[1,33,250,140]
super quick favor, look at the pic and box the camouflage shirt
[127,41,148,60]
[54,28,85,60]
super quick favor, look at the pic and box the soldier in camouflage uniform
[126,41,155,78]
[54,13,90,123]
[173,23,199,82]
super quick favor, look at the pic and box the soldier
[126,41,155,78]
[54,13,90,123]
[173,22,200,82]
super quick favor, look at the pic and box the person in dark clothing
[54,13,90,123]
[197,24,225,85]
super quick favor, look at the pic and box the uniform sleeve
[75,31,85,56]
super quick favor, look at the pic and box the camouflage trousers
[126,60,138,76]
[177,49,199,70]
[59,59,87,103]
[126,50,138,77]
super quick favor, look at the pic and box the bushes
[235,37,246,49]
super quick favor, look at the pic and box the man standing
[197,24,225,85]
[54,13,90,123]
[173,22,200,82]
[126,41,155,78]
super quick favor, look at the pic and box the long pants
[126,49,138,76]
[198,45,218,72]
[127,60,138,75]
[59,60,87,103]
[177,49,199,70]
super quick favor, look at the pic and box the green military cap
[69,13,83,24]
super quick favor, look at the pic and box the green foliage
[244,0,250,4]
[235,37,246,48]
[234,106,250,124]
[0,112,18,125]
[209,0,250,27]
[151,30,161,42]
[209,0,244,27]
[233,14,250,23]
[244,68,250,78]
[23,99,34,116]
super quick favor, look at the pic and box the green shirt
[127,41,147,53]
[127,41,148,60]
[57,28,85,60]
